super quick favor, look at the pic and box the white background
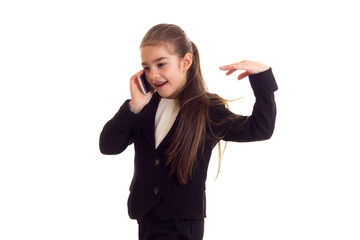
[1,0,359,239]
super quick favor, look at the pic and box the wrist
[128,100,142,114]
[252,65,270,75]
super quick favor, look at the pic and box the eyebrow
[141,57,169,66]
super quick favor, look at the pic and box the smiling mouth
[155,81,168,87]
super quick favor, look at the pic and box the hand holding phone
[129,71,154,114]
[137,73,153,94]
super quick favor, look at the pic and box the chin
[158,93,173,99]
[156,89,174,99]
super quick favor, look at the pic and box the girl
[99,23,278,240]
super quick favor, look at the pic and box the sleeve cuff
[111,100,141,130]
[249,67,278,98]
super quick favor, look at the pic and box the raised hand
[219,60,270,80]
[128,70,155,114]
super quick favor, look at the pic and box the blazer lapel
[140,92,160,149]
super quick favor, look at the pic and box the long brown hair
[141,24,233,185]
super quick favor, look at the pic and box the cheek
[162,65,185,86]
[163,68,177,81]
[172,73,184,87]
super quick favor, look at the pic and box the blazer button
[154,159,160,166]
[154,188,159,195]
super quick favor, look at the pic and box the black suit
[99,68,278,221]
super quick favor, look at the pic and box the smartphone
[137,73,153,94]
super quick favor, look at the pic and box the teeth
[155,81,167,86]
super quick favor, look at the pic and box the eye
[158,63,167,68]
[143,67,150,71]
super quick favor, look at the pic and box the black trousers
[137,211,204,240]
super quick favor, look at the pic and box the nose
[149,69,160,82]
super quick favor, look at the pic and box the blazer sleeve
[99,100,139,155]
[212,68,278,142]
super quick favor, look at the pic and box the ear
[182,53,193,72]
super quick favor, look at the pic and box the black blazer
[99,68,278,220]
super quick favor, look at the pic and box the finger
[237,71,250,80]
[225,69,237,76]
[131,69,145,80]
[130,78,141,94]
[130,70,145,90]
[219,64,237,71]
[221,62,248,71]
[219,63,241,71]
[130,71,144,91]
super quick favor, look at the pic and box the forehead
[140,44,177,64]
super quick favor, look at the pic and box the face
[141,44,192,99]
